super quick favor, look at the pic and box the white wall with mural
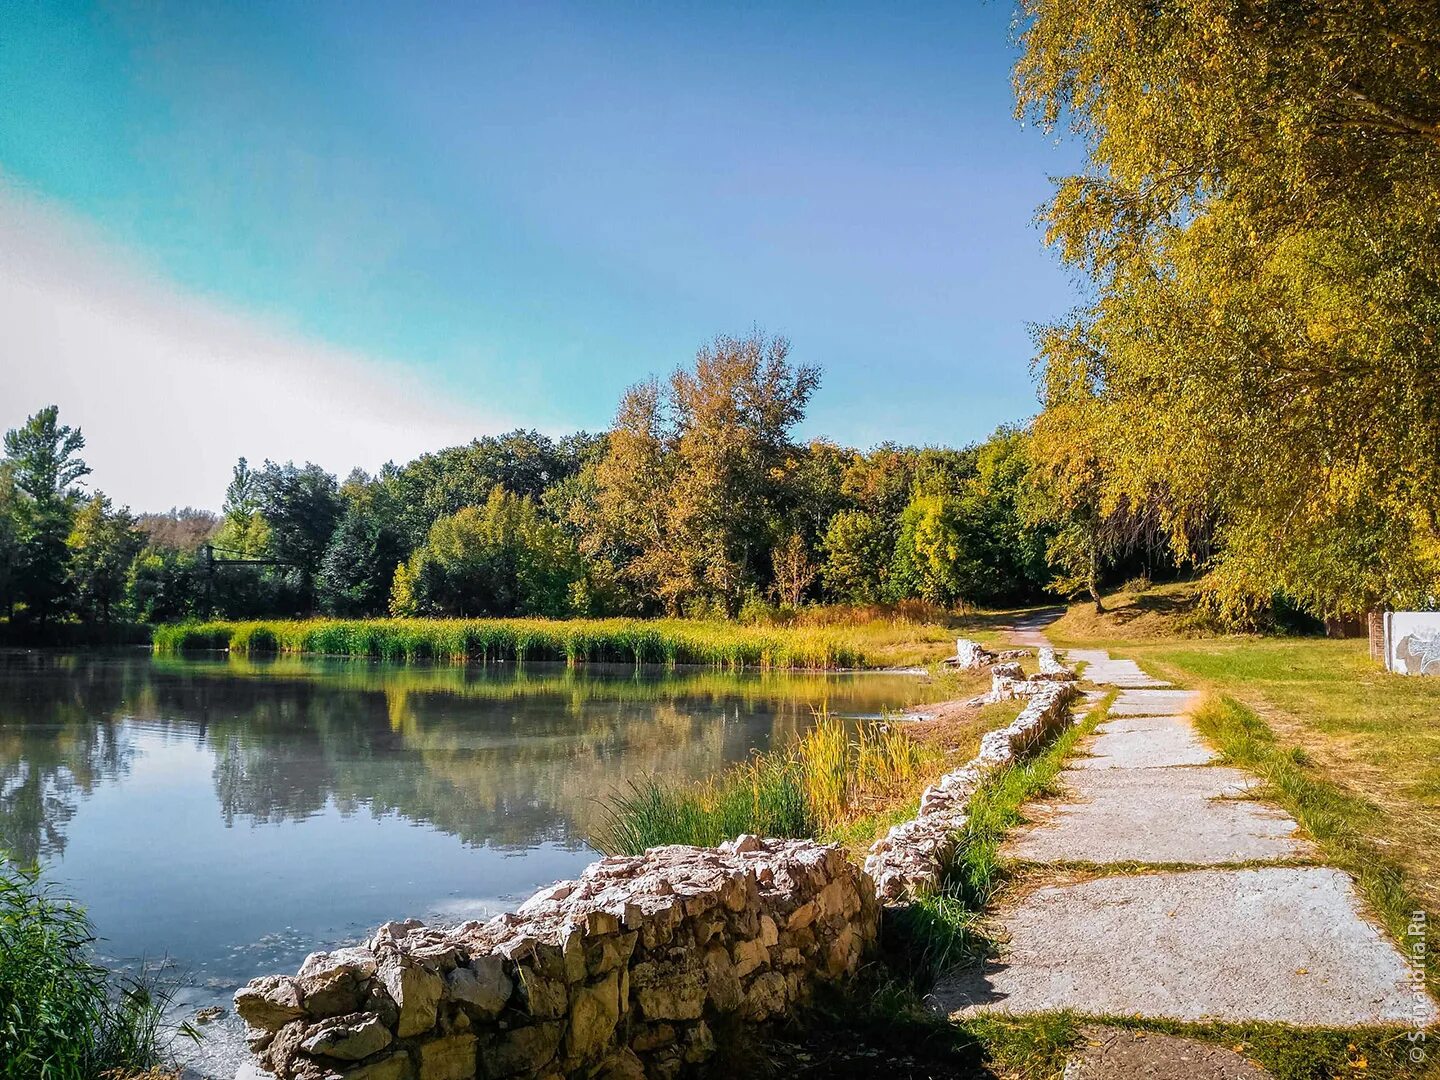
[1382,612,1440,675]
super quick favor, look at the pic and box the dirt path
[929,630,1437,1051]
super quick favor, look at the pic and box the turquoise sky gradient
[0,1,1081,473]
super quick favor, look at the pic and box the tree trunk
[1089,543,1105,614]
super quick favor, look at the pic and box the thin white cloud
[0,181,509,510]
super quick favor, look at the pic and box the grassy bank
[0,859,179,1080]
[152,615,966,670]
[595,714,938,854]
[594,663,1022,856]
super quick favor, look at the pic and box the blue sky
[0,1,1081,508]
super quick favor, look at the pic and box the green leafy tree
[66,493,143,622]
[127,547,206,623]
[390,488,583,617]
[0,466,19,618]
[888,492,979,606]
[1016,0,1440,618]
[2,406,90,622]
[389,430,594,546]
[819,510,889,603]
[250,460,344,609]
[588,332,820,615]
[317,503,404,617]
[958,427,1054,604]
[216,457,269,557]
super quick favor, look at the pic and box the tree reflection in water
[0,651,942,861]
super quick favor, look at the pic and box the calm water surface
[0,649,942,1076]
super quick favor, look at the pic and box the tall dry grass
[594,713,934,854]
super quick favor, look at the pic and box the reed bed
[593,714,936,854]
[152,617,897,670]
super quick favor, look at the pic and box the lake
[0,649,942,1077]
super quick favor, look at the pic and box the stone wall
[864,674,1082,902]
[235,836,878,1080]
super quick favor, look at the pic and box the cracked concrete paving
[1106,688,1203,716]
[933,867,1428,1025]
[1007,766,1315,865]
[933,638,1438,1034]
[1064,648,1171,688]
[1069,714,1217,769]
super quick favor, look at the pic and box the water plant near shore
[0,858,180,1080]
[151,616,957,670]
[593,714,935,854]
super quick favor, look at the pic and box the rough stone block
[378,955,444,1038]
[418,1031,478,1080]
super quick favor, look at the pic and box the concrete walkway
[931,638,1438,1032]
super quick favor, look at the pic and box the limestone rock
[593,1049,647,1080]
[417,1031,477,1080]
[339,1055,413,1080]
[487,1022,561,1076]
[517,965,567,1019]
[951,639,996,669]
[702,946,742,1013]
[740,971,789,1021]
[636,970,705,1020]
[297,968,362,1020]
[235,836,881,1080]
[377,954,443,1038]
[446,957,512,1019]
[298,947,379,982]
[298,1012,392,1061]
[235,976,306,1032]
[565,970,621,1062]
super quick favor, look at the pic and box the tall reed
[0,859,179,1080]
[152,617,882,670]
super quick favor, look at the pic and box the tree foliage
[1016,0,1440,617]
[391,488,584,618]
[584,332,821,615]
[3,335,1080,630]
[66,494,142,623]
[2,407,91,622]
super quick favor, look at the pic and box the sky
[0,1,1083,511]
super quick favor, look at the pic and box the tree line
[11,0,1431,633]
[0,334,1065,627]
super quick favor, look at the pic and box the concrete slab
[1006,766,1312,865]
[1109,689,1203,716]
[1064,649,1171,688]
[1063,1027,1273,1080]
[931,867,1437,1026]
[1070,715,1218,769]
